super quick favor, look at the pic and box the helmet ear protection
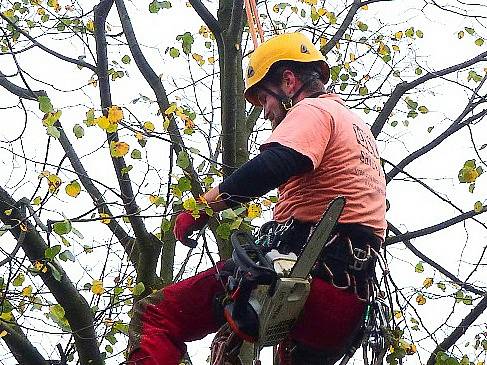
[244,33,330,107]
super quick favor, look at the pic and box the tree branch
[321,0,362,55]
[387,223,485,296]
[55,121,138,266]
[426,294,487,365]
[0,186,102,365]
[0,71,46,100]
[0,13,97,73]
[188,0,222,38]
[386,108,487,182]
[371,50,487,137]
[94,0,161,295]
[386,207,487,245]
[0,319,48,365]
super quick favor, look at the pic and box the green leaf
[330,65,341,81]
[474,201,483,213]
[59,250,75,262]
[73,124,84,138]
[47,125,60,139]
[38,96,53,113]
[465,27,475,35]
[405,27,415,38]
[177,177,191,192]
[475,38,484,46]
[47,263,62,281]
[131,149,142,159]
[149,0,160,13]
[357,21,368,31]
[407,110,418,118]
[105,344,113,354]
[160,218,171,233]
[427,126,434,133]
[415,67,422,75]
[414,262,424,273]
[160,1,171,9]
[121,165,133,175]
[121,55,131,64]
[437,282,446,291]
[169,47,180,58]
[415,29,424,38]
[176,151,190,169]
[391,121,398,127]
[221,208,238,220]
[463,295,473,305]
[216,222,231,240]
[359,86,368,96]
[132,282,145,296]
[418,106,428,114]
[455,290,464,303]
[176,32,194,55]
[53,220,72,235]
[13,273,25,286]
[45,245,62,260]
[405,97,418,110]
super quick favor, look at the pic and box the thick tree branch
[0,186,102,365]
[188,0,222,38]
[94,0,161,295]
[114,0,226,256]
[0,319,48,365]
[0,13,97,73]
[371,50,487,137]
[386,207,487,245]
[0,71,46,100]
[321,0,362,55]
[387,223,485,296]
[386,108,487,182]
[55,121,138,266]
[426,294,487,365]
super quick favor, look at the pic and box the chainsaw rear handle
[231,231,275,280]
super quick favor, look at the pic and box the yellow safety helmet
[244,32,330,106]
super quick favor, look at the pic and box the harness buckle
[350,247,369,271]
[281,98,293,110]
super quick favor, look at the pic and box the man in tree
[128,32,386,365]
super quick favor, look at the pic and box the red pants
[127,262,365,364]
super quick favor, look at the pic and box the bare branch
[0,13,97,73]
[371,50,487,137]
[0,71,46,100]
[388,223,485,296]
[426,294,487,365]
[386,207,486,245]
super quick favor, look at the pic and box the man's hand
[173,211,209,247]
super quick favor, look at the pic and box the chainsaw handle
[231,231,275,276]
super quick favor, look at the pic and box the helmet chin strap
[260,76,319,112]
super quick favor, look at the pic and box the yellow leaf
[108,106,123,123]
[47,174,62,193]
[91,279,104,295]
[423,277,433,288]
[4,209,12,216]
[393,310,402,319]
[96,116,110,130]
[361,4,368,10]
[317,8,326,16]
[192,53,205,66]
[395,31,403,40]
[474,201,483,213]
[20,223,28,232]
[135,132,144,140]
[392,45,400,52]
[0,330,7,337]
[99,213,111,224]
[34,260,47,273]
[165,103,178,115]
[262,199,272,207]
[32,196,41,205]
[416,293,426,305]
[247,203,262,219]
[65,180,81,198]
[86,19,95,32]
[349,53,356,62]
[143,121,155,132]
[22,285,32,297]
[110,141,129,158]
[37,7,45,15]
[343,62,350,70]
[208,56,216,65]
[0,312,12,321]
[320,37,328,47]
[3,9,14,17]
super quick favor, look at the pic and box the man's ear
[281,69,298,92]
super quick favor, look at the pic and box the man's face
[256,83,288,130]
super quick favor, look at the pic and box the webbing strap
[244,0,265,49]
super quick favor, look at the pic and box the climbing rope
[244,0,265,49]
